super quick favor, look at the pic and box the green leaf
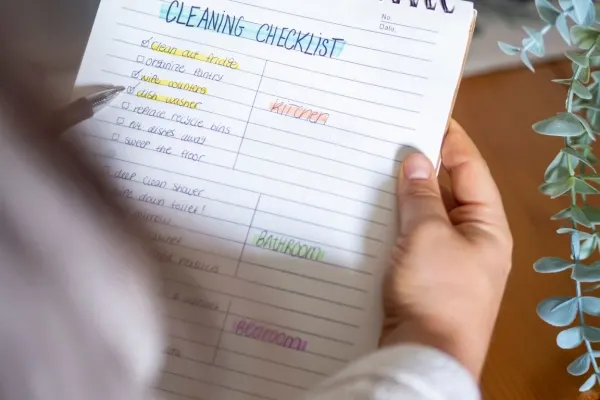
[573,0,596,26]
[557,13,571,45]
[585,326,600,342]
[536,0,561,23]
[537,297,578,326]
[582,205,600,223]
[583,174,600,183]
[533,113,586,137]
[573,80,593,99]
[521,51,534,72]
[534,257,575,273]
[571,25,600,49]
[579,102,600,111]
[562,147,597,170]
[580,373,598,392]
[582,296,600,315]
[580,236,597,260]
[557,326,584,349]
[523,28,545,57]
[568,353,591,376]
[567,50,590,67]
[557,227,593,239]
[572,262,600,282]
[574,177,600,194]
[572,114,595,140]
[571,206,593,227]
[553,78,573,85]
[545,152,570,182]
[584,282,600,293]
[498,41,520,56]
[553,207,573,220]
[540,178,573,198]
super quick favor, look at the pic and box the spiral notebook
[72,0,476,398]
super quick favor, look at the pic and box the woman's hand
[381,120,513,379]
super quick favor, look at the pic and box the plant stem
[568,43,600,380]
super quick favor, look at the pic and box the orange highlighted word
[269,99,330,124]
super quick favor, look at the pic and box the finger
[441,120,509,232]
[397,153,449,235]
[440,185,457,212]
[48,98,94,138]
[442,120,503,209]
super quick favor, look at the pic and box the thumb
[397,153,449,235]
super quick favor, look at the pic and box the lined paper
[72,0,474,398]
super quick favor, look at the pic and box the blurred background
[1,0,586,398]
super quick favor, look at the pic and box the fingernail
[403,154,432,180]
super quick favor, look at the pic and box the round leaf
[568,353,591,376]
[532,112,585,137]
[580,373,598,392]
[540,178,573,198]
[556,13,571,45]
[537,297,578,326]
[571,25,600,49]
[536,0,561,23]
[566,50,590,67]
[573,0,596,26]
[585,326,600,342]
[573,80,593,99]
[534,257,574,273]
[498,42,520,56]
[582,297,600,316]
[557,326,584,349]
[572,264,600,282]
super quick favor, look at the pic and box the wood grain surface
[452,61,586,400]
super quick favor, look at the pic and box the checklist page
[72,0,474,399]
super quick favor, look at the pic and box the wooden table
[453,61,586,400]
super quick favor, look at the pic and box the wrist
[380,317,488,380]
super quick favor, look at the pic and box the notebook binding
[380,0,455,14]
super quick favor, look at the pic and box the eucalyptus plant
[498,0,600,392]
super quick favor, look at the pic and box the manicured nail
[403,153,432,180]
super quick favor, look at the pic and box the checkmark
[141,37,153,48]
[122,102,130,110]
[132,68,143,79]
[117,117,125,125]
[137,55,145,63]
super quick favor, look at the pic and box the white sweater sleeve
[305,345,481,400]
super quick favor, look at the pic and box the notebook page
[72,0,474,398]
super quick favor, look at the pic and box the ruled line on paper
[107,38,424,116]
[110,37,426,110]
[162,370,277,400]
[161,276,361,328]
[226,0,440,43]
[116,21,431,78]
[99,100,404,164]
[166,319,353,363]
[234,62,266,170]
[109,171,384,243]
[86,133,393,210]
[166,301,358,346]
[165,351,311,390]
[137,0,439,62]
[155,387,207,400]
[94,154,390,227]
[102,63,419,132]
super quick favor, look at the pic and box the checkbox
[132,68,143,79]
[116,117,125,125]
[122,102,130,110]
[137,55,145,63]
